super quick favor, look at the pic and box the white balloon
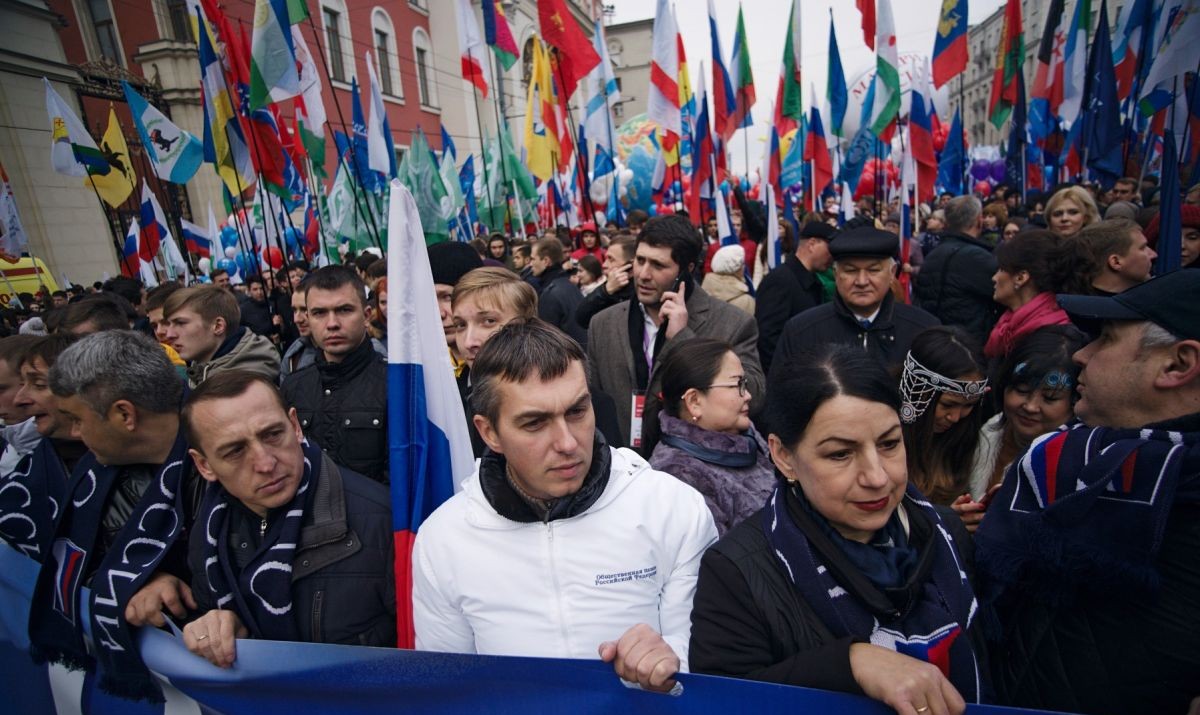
[589,174,612,205]
[197,257,212,274]
[224,246,237,259]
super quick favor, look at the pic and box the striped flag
[43,78,102,178]
[248,0,299,110]
[122,82,203,185]
[867,0,900,142]
[457,0,489,97]
[1060,0,1091,130]
[773,0,803,136]
[0,161,28,259]
[931,0,968,88]
[385,180,475,649]
[293,25,327,178]
[647,0,680,137]
[729,3,755,133]
[180,219,213,258]
[481,0,519,71]
[708,0,736,142]
[988,0,1024,129]
[139,181,188,281]
[804,85,834,203]
[582,19,620,175]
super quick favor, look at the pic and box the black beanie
[428,241,483,286]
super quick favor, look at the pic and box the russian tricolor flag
[180,219,212,259]
[386,180,476,649]
[138,182,166,264]
[707,0,736,142]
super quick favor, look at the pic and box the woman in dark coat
[690,346,986,715]
[647,338,774,536]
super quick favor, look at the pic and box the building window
[323,8,345,82]
[375,31,393,96]
[408,0,426,10]
[412,27,437,108]
[87,0,121,62]
[165,0,190,42]
[371,8,401,99]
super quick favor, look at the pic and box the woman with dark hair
[690,346,986,714]
[984,230,1073,359]
[953,326,1087,532]
[647,338,773,536]
[899,327,990,506]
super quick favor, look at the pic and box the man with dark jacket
[181,371,395,668]
[163,286,281,388]
[914,196,999,344]
[754,221,835,372]
[531,237,587,346]
[282,266,388,484]
[771,226,940,383]
[976,271,1200,715]
[575,235,636,330]
[237,276,277,340]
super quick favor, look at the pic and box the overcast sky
[605,0,1008,174]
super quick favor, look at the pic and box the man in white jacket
[413,319,717,693]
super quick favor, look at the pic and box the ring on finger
[915,707,929,714]
[196,634,209,641]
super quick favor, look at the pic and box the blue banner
[0,543,1055,715]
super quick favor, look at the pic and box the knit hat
[711,244,746,275]
[1143,204,1200,248]
[1104,200,1139,221]
[427,241,483,286]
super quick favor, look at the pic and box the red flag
[858,0,876,50]
[538,0,600,99]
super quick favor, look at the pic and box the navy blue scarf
[0,438,70,561]
[763,481,983,702]
[976,419,1200,609]
[195,440,321,641]
[28,432,191,703]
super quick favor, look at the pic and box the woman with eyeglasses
[1001,218,1025,243]
[645,338,773,536]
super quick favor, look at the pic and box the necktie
[858,319,872,330]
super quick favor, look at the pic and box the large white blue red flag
[386,180,475,649]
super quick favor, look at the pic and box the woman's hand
[850,643,966,715]
[950,494,986,533]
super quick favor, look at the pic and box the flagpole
[466,59,500,235]
[304,157,337,265]
[480,45,518,234]
[958,74,967,195]
[134,140,199,279]
[83,175,136,278]
[302,14,384,250]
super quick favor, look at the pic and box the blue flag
[350,78,381,193]
[1004,71,1028,192]
[441,124,457,163]
[827,13,848,138]
[840,127,877,194]
[1084,0,1124,189]
[938,110,965,195]
[459,156,479,233]
[1156,130,1182,275]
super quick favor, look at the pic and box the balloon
[589,174,613,204]
[224,246,237,259]
[283,227,301,251]
[990,159,1006,183]
[197,257,212,275]
[622,145,656,212]
[220,226,240,250]
[264,246,284,270]
[974,180,992,197]
[854,173,876,201]
[970,160,991,182]
[647,204,658,217]
[235,251,259,276]
[216,257,238,275]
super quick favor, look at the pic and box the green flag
[398,127,449,244]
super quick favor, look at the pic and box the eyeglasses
[707,376,749,396]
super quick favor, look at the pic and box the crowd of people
[0,178,1197,715]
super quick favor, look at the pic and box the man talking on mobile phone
[586,216,764,451]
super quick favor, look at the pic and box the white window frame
[319,0,356,89]
[371,7,404,104]
[411,26,438,111]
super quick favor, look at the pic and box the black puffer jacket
[913,233,1000,345]
[537,265,587,346]
[282,337,389,484]
[189,454,396,648]
[770,292,940,383]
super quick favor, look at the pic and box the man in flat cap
[769,222,940,383]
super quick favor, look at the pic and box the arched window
[319,0,355,85]
[372,8,402,99]
[412,27,437,109]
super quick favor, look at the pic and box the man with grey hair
[976,270,1200,713]
[413,319,716,694]
[913,195,1000,344]
[771,224,939,380]
[46,330,202,634]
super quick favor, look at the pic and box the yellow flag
[86,107,137,208]
[523,37,558,182]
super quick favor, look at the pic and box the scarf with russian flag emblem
[763,480,984,703]
[976,420,1200,609]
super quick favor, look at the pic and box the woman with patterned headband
[899,327,990,506]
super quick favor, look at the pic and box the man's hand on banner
[125,572,197,627]
[184,609,248,669]
[598,623,680,694]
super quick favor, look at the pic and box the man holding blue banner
[181,371,395,668]
[413,320,716,693]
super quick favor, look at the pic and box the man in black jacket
[977,272,1200,715]
[771,226,939,384]
[181,371,394,668]
[754,221,835,372]
[281,266,388,484]
[575,235,636,330]
[237,276,277,341]
[913,196,999,344]
[531,237,587,346]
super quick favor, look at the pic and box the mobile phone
[669,276,682,294]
